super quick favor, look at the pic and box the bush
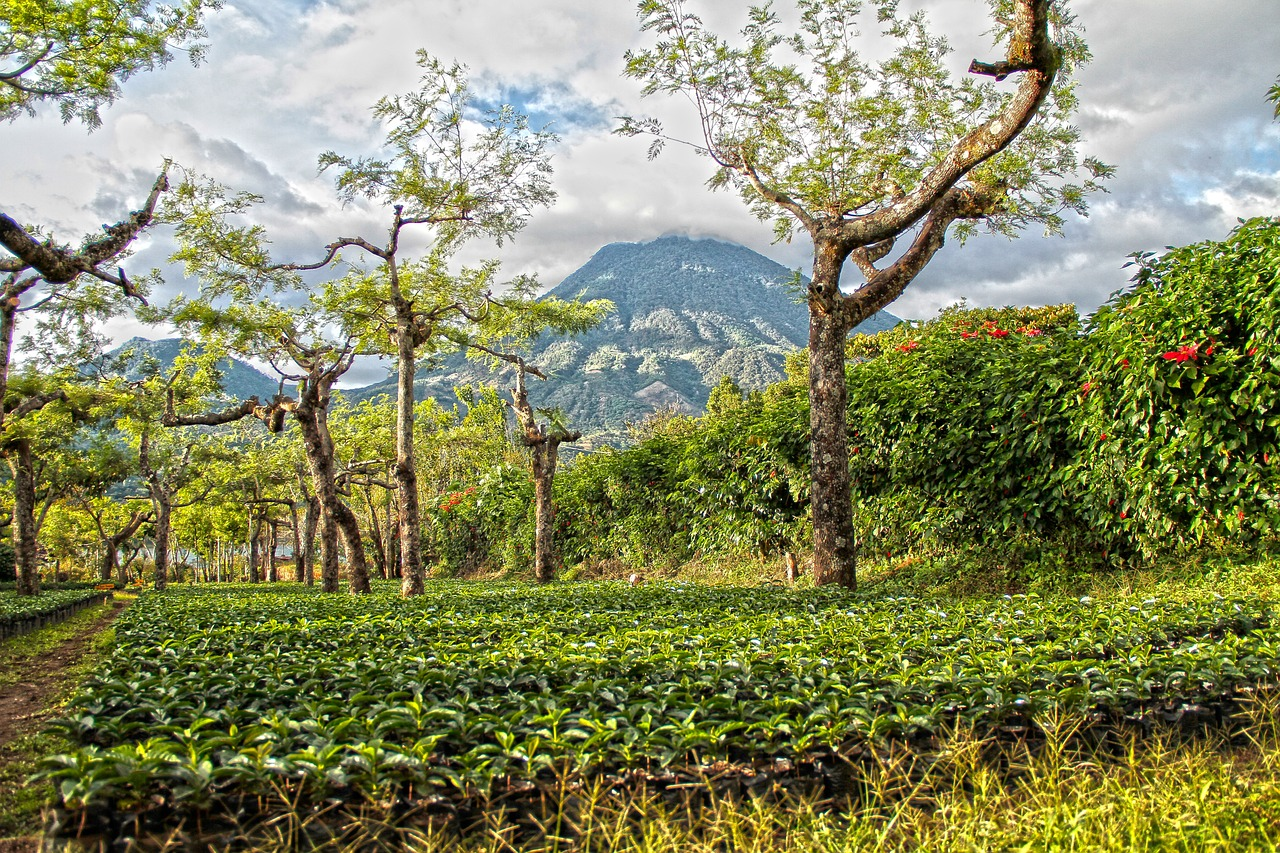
[842,303,1091,568]
[1074,216,1280,560]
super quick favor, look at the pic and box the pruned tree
[159,286,374,594]
[510,364,578,584]
[620,0,1110,586]
[465,283,612,582]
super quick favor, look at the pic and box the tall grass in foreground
[121,693,1280,853]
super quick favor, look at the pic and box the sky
[5,0,1280,386]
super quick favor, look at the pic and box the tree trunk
[394,325,426,596]
[509,367,576,585]
[290,502,304,583]
[100,540,117,583]
[365,485,388,580]
[303,497,319,586]
[808,239,857,589]
[333,500,371,593]
[386,485,401,578]
[294,402,369,593]
[267,521,279,582]
[152,495,172,591]
[9,439,39,596]
[531,441,561,584]
[248,513,261,584]
[318,512,340,592]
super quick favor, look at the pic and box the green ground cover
[40,580,1280,823]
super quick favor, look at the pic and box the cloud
[3,0,1278,362]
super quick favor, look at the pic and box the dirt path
[0,598,127,749]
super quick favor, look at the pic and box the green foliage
[39,583,1280,813]
[319,54,556,246]
[547,304,1088,576]
[426,218,1280,578]
[0,543,14,582]
[621,0,1106,242]
[1075,217,1280,561]
[416,387,532,574]
[0,0,219,127]
[843,304,1090,568]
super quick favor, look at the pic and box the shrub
[1075,217,1280,560]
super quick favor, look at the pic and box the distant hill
[347,235,899,440]
[107,337,280,402]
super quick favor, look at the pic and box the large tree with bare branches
[621,0,1110,587]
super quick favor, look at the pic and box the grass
[133,695,1280,851]
[0,600,119,841]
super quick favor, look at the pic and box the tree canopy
[1,0,218,128]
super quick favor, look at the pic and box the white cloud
[3,0,1278,360]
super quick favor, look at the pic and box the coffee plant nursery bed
[0,589,113,640]
[39,582,1280,823]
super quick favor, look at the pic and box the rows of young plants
[0,588,111,638]
[42,583,1280,812]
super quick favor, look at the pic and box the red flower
[1120,358,1130,368]
[961,331,979,339]
[1120,511,1128,519]
[1161,343,1199,363]
[989,328,1010,338]
[1017,327,1044,336]
[1081,381,1094,395]
[1248,347,1258,356]
[1100,433,1108,441]
[898,341,920,352]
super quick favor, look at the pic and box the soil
[0,598,126,750]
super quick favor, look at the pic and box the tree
[507,365,579,583]
[159,279,374,594]
[1,0,218,127]
[621,0,1109,586]
[463,282,611,582]
[160,54,599,595]
[329,398,399,580]
[0,367,111,593]
[1,1,219,593]
[275,55,558,597]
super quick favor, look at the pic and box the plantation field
[41,580,1280,829]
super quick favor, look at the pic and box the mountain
[107,337,280,402]
[348,235,899,440]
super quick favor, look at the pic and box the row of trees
[6,0,1125,591]
[9,376,529,592]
